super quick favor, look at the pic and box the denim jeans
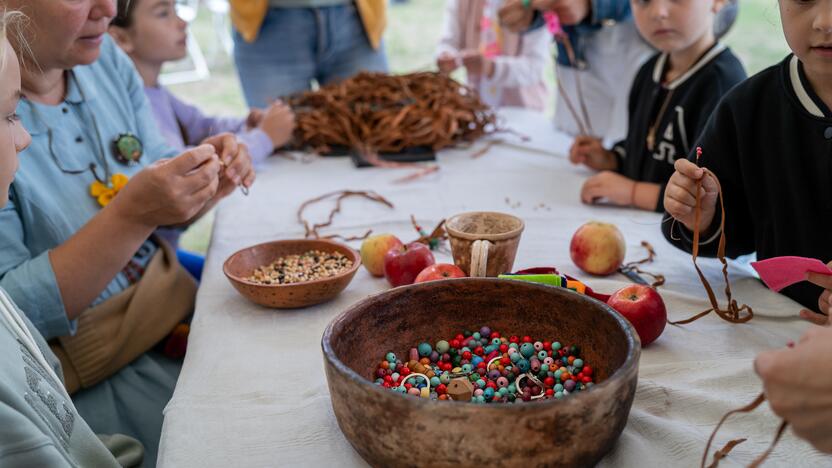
[232,3,389,108]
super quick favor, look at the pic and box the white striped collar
[653,43,727,90]
[788,55,826,118]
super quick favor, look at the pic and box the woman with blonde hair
[0,9,143,467]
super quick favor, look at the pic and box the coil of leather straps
[702,392,788,468]
[670,148,753,325]
[287,72,497,156]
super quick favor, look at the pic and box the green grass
[174,0,791,254]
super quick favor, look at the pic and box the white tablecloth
[157,109,831,467]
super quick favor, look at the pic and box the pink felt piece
[751,256,832,292]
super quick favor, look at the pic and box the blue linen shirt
[0,36,178,339]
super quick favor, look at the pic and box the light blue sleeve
[0,193,74,340]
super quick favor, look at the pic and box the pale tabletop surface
[157,108,830,467]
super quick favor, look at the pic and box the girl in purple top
[109,0,295,167]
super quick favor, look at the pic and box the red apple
[570,221,626,276]
[360,234,404,277]
[414,263,466,283]
[383,242,436,287]
[607,285,667,347]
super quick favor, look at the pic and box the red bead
[476,361,486,369]
[509,335,519,343]
[545,389,554,396]
[383,375,393,383]
[499,344,508,353]
[401,367,411,376]
[543,341,552,351]
[436,384,447,395]
[474,346,484,356]
[462,351,472,360]
[383,382,391,388]
[451,339,460,349]
[455,334,465,342]
[582,366,593,376]
[491,332,500,339]
[544,377,555,387]
[500,357,511,366]
[577,373,585,380]
[522,335,532,343]
[582,376,592,384]
[404,383,412,390]
[486,381,497,389]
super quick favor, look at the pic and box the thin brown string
[297,190,394,241]
[669,148,753,325]
[621,241,666,287]
[702,392,788,468]
[555,34,594,136]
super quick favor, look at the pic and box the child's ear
[108,26,135,54]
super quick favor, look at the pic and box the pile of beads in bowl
[372,326,595,403]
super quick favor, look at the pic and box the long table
[157,108,830,467]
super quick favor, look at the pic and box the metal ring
[486,356,502,371]
[398,373,431,393]
[514,372,546,400]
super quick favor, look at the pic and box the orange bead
[381,361,389,369]
[420,357,431,365]
[438,394,449,400]
[568,356,575,364]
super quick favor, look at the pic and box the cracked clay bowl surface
[223,239,360,309]
[322,278,641,468]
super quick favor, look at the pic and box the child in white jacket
[436,0,551,111]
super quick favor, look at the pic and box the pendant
[646,132,656,152]
[112,133,143,165]
[89,173,129,207]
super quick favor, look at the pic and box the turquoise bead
[492,338,501,346]
[476,395,486,404]
[508,383,516,394]
[552,342,562,351]
[391,372,400,381]
[430,376,440,387]
[537,350,548,360]
[520,342,535,358]
[498,387,508,396]
[461,363,473,374]
[555,370,563,380]
[417,342,432,357]
[555,391,564,399]
[436,340,450,354]
[517,359,530,372]
[510,353,522,363]
[540,364,549,373]
[385,352,396,362]
[440,372,450,385]
[468,339,478,348]
[476,379,486,388]
[554,383,563,392]
[484,388,495,399]
[573,358,584,369]
[509,343,519,350]
[473,332,481,340]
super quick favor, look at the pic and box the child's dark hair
[111,0,137,28]
[714,0,739,40]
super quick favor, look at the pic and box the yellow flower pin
[89,173,129,207]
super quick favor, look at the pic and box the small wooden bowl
[322,278,640,467]
[223,239,361,309]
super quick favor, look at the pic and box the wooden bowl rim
[223,238,362,289]
[321,278,641,410]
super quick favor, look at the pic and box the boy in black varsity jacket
[663,0,832,317]
[568,0,746,212]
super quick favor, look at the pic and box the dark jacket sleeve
[662,96,757,259]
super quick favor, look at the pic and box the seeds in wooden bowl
[248,250,354,285]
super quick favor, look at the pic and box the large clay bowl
[322,278,640,467]
[223,239,360,308]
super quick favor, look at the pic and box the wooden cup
[445,211,524,277]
